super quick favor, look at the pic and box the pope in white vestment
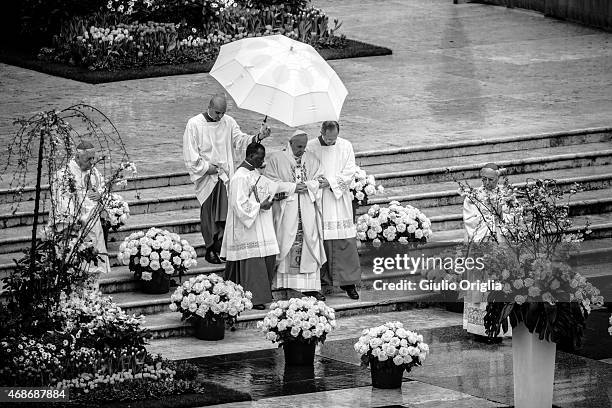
[463,163,512,340]
[221,143,293,308]
[264,131,327,298]
[49,143,111,275]
[306,121,361,300]
[183,95,269,264]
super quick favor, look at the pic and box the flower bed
[0,0,392,83]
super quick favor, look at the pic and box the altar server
[306,121,361,300]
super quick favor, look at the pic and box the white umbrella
[210,34,348,128]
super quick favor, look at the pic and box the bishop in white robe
[183,95,270,264]
[306,121,361,300]
[221,143,293,308]
[264,131,327,300]
[463,163,512,340]
[49,142,111,275]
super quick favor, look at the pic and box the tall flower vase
[370,358,405,389]
[193,317,225,341]
[283,341,316,366]
[512,322,556,408]
[140,271,170,294]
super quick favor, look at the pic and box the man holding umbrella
[183,94,270,264]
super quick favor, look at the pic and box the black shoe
[341,285,359,300]
[253,304,266,310]
[304,291,326,302]
[205,249,223,264]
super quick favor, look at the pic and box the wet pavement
[2,0,612,185]
[177,320,612,407]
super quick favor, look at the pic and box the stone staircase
[1,127,611,338]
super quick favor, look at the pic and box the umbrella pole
[258,116,268,140]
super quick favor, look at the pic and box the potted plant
[169,273,253,340]
[101,192,130,244]
[258,297,336,365]
[356,201,432,248]
[118,227,198,294]
[473,179,604,408]
[354,321,429,389]
[350,166,384,219]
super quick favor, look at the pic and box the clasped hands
[293,177,329,195]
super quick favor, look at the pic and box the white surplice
[265,147,327,291]
[182,113,255,204]
[221,167,293,261]
[306,137,357,240]
[49,159,110,274]
[462,185,513,337]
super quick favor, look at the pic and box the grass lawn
[0,39,392,84]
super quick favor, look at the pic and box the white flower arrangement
[117,227,197,281]
[350,166,384,206]
[355,201,433,247]
[102,193,130,231]
[257,297,337,345]
[354,322,429,371]
[169,273,253,326]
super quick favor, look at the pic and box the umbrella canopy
[210,34,348,127]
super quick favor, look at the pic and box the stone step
[0,184,199,229]
[368,165,612,210]
[378,147,612,188]
[361,141,612,175]
[133,258,612,339]
[99,263,226,294]
[132,287,439,339]
[355,127,612,168]
[1,211,611,274]
[2,127,610,204]
[2,184,611,255]
[5,162,612,230]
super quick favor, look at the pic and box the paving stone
[2,0,612,186]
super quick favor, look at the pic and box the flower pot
[283,341,316,366]
[193,317,225,341]
[512,322,556,408]
[140,270,170,294]
[369,358,405,389]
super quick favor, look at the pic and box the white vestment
[221,167,293,261]
[265,148,326,291]
[463,185,512,337]
[306,137,357,240]
[182,113,254,204]
[49,159,110,274]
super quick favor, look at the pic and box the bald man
[183,95,271,264]
[264,130,327,301]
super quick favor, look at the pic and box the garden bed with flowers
[0,0,391,83]
[0,107,251,408]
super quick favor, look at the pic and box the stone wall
[471,0,612,31]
